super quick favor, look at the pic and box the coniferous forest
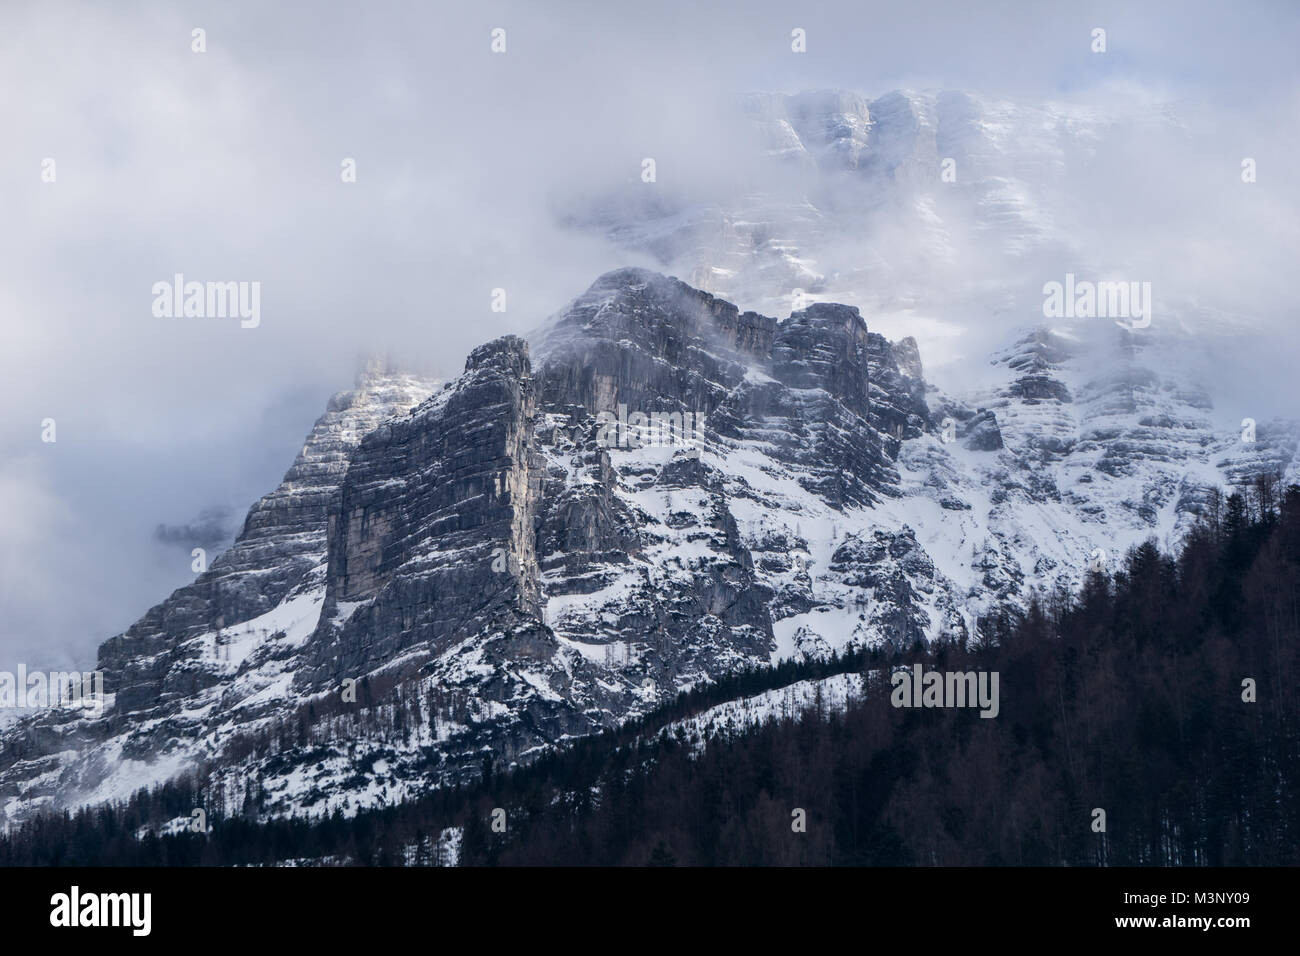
[3,482,1296,867]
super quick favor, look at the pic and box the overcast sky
[2,0,1298,675]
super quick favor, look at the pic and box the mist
[1,0,1297,674]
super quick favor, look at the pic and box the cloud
[0,0,1296,670]
[0,454,91,673]
[153,505,236,552]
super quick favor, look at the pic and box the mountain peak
[0,266,1291,832]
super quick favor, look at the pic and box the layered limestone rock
[532,266,773,419]
[306,336,547,685]
[0,267,1290,829]
[0,366,436,819]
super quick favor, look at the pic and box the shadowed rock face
[0,266,1293,828]
[962,411,1005,451]
[772,303,873,420]
[533,269,926,510]
[532,267,774,420]
[306,335,546,687]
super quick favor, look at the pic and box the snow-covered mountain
[1,265,1292,829]
[1,90,1294,831]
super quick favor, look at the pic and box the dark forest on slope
[3,479,1297,866]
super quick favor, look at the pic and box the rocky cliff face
[0,267,1294,828]
[0,365,436,821]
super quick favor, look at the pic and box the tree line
[2,479,1296,866]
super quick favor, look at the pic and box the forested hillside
[4,481,1296,866]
